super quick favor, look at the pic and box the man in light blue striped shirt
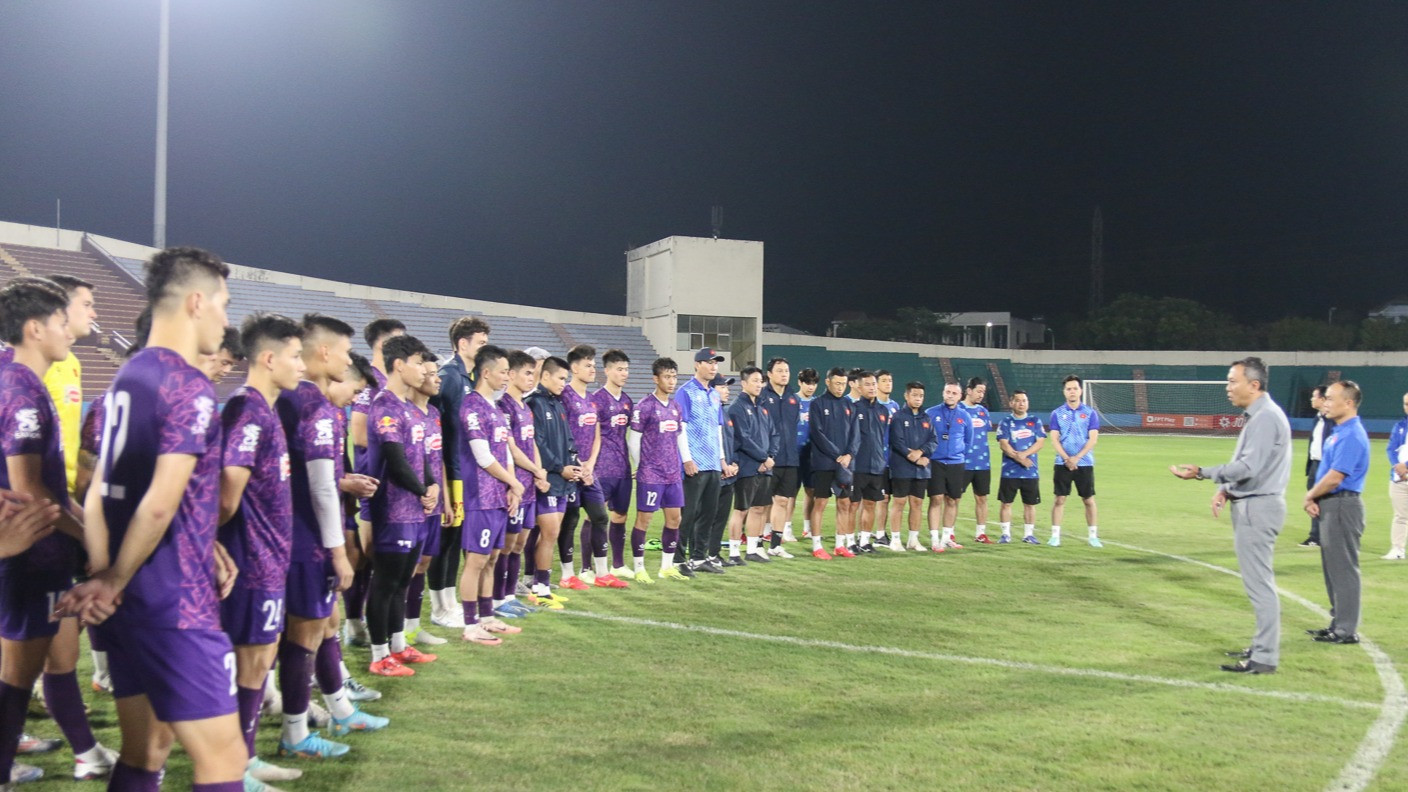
[673,348,727,573]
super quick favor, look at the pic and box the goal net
[1084,380,1244,436]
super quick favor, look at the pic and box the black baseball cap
[709,374,736,387]
[694,347,725,363]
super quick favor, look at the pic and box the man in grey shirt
[1171,356,1292,674]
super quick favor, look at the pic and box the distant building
[1369,300,1408,322]
[763,322,812,336]
[942,312,1047,350]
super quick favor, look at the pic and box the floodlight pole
[153,0,170,249]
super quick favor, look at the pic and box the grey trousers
[1231,495,1285,666]
[1319,494,1365,638]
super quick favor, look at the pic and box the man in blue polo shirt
[996,390,1046,545]
[675,348,727,574]
[925,382,972,551]
[1304,380,1370,644]
[1048,375,1101,548]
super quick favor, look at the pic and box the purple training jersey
[97,347,222,631]
[459,390,511,511]
[368,386,428,525]
[219,387,292,592]
[500,393,538,491]
[277,380,344,564]
[562,384,599,465]
[352,367,387,519]
[81,394,105,458]
[0,361,77,574]
[631,394,683,485]
[421,402,446,517]
[591,388,633,480]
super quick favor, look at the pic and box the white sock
[804,519,812,532]
[405,617,420,635]
[492,597,507,608]
[1000,522,1011,537]
[908,530,919,543]
[784,521,792,532]
[390,632,407,653]
[75,744,107,764]
[634,555,646,572]
[371,643,390,662]
[1024,523,1035,537]
[930,529,940,546]
[91,650,108,677]
[975,524,987,538]
[561,562,575,579]
[532,582,552,596]
[593,556,609,576]
[746,536,759,553]
[322,686,355,720]
[339,661,352,683]
[729,539,742,557]
[834,534,844,550]
[281,711,309,746]
[427,589,443,613]
[1088,525,1099,538]
[846,533,856,548]
[264,669,278,697]
[812,535,823,551]
[860,531,871,546]
[1052,525,1062,537]
[659,554,674,573]
[943,526,955,543]
[764,523,773,537]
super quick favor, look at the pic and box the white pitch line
[1105,540,1408,792]
[559,609,1378,712]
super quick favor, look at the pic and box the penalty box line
[560,609,1378,712]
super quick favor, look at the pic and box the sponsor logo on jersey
[464,411,481,431]
[63,384,81,405]
[427,433,443,452]
[280,453,291,480]
[1013,428,1034,440]
[660,420,680,433]
[611,413,629,427]
[493,425,509,443]
[238,423,262,453]
[411,424,425,444]
[193,397,215,435]
[13,408,41,440]
[314,418,335,446]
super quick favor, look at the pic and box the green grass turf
[22,434,1408,791]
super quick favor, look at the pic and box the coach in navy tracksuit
[849,372,892,552]
[890,384,937,493]
[730,368,779,553]
[760,363,804,516]
[807,367,862,557]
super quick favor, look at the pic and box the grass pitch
[24,435,1408,791]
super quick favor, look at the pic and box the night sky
[3,2,1406,330]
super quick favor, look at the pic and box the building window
[677,314,756,367]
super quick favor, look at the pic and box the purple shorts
[286,558,337,620]
[578,479,605,505]
[422,515,442,558]
[536,490,570,516]
[636,480,685,513]
[103,626,236,723]
[374,521,426,555]
[462,509,507,555]
[597,476,632,514]
[0,570,71,641]
[220,587,285,646]
[508,497,536,535]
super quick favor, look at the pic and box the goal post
[1083,380,1245,436]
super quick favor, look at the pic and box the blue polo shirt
[1318,415,1370,494]
[673,376,722,472]
[1049,402,1099,467]
[1388,415,1408,481]
[962,401,993,471]
[924,403,973,465]
[996,413,1046,480]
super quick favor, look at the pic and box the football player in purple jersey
[404,354,453,648]
[628,358,688,580]
[456,345,526,644]
[589,349,632,587]
[344,319,405,647]
[560,344,607,589]
[0,278,117,783]
[59,248,247,791]
[495,351,547,617]
[216,313,308,783]
[364,336,439,677]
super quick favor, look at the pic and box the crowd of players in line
[0,247,1106,791]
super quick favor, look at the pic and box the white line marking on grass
[560,609,1378,712]
[1106,540,1408,792]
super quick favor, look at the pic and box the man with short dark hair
[525,357,584,605]
[590,349,633,587]
[925,382,971,552]
[996,390,1045,544]
[728,367,777,563]
[629,359,687,579]
[808,367,859,559]
[795,368,819,540]
[760,358,802,550]
[871,370,900,547]
[1171,356,1292,673]
[61,247,248,788]
[960,377,995,543]
[1048,375,1101,548]
[41,274,95,495]
[1299,385,1329,548]
[1385,391,1408,561]
[427,316,488,628]
[888,382,935,552]
[1304,380,1370,645]
[674,349,727,574]
[849,372,890,553]
[561,345,612,588]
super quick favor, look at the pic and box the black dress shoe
[1306,627,1332,638]
[1224,648,1252,659]
[1221,659,1276,674]
[1313,632,1360,644]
